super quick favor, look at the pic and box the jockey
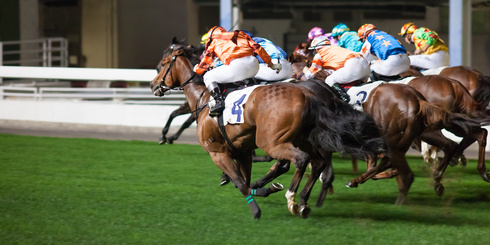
[358,23,410,81]
[399,22,449,69]
[241,30,293,81]
[304,36,370,102]
[331,23,363,52]
[194,26,282,116]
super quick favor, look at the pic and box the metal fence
[0,38,69,67]
[0,66,185,105]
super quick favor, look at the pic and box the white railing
[0,66,186,105]
[0,38,68,67]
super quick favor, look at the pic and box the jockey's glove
[271,63,282,72]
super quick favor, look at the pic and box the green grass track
[1,134,489,244]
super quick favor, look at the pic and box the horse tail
[301,94,387,159]
[474,75,490,109]
[452,79,490,120]
[419,100,490,134]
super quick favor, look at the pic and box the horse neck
[176,57,208,112]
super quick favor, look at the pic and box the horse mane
[167,38,205,85]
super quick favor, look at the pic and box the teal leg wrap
[246,195,255,204]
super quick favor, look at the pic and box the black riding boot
[209,85,225,116]
[331,83,350,103]
[370,70,381,82]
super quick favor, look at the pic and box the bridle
[156,44,196,95]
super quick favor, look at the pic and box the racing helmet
[307,27,325,42]
[200,33,209,44]
[357,24,377,41]
[399,22,418,37]
[309,36,330,50]
[331,23,350,38]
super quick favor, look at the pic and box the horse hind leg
[264,144,310,217]
[250,160,290,189]
[316,152,334,208]
[392,153,414,205]
[297,156,328,218]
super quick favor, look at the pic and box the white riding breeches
[255,59,293,81]
[409,50,449,70]
[203,56,259,90]
[325,56,370,86]
[370,53,410,76]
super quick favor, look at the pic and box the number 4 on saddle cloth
[208,84,262,125]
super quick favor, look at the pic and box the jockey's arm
[414,43,429,55]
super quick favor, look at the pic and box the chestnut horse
[409,66,490,110]
[289,55,485,204]
[150,39,387,219]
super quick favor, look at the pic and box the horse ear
[172,37,178,44]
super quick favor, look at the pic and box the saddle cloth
[346,76,418,111]
[346,81,385,111]
[208,85,262,125]
[421,66,448,75]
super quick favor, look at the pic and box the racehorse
[150,38,387,219]
[289,55,485,204]
[401,75,490,192]
[439,66,490,110]
[406,65,490,110]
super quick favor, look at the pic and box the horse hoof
[220,178,230,186]
[288,203,300,216]
[481,172,490,183]
[345,181,358,188]
[270,183,284,193]
[328,186,334,195]
[159,136,167,145]
[299,205,311,219]
[167,138,174,144]
[434,183,445,196]
[459,155,467,168]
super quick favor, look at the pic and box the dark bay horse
[150,39,387,219]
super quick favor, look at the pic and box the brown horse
[150,39,387,219]
[288,55,485,204]
[406,65,490,110]
[403,75,490,192]
[439,66,490,110]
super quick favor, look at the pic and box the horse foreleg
[351,157,358,173]
[210,152,261,219]
[159,102,191,144]
[476,128,489,182]
[167,114,195,144]
[346,155,390,188]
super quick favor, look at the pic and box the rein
[157,46,197,94]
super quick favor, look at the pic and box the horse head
[151,38,197,96]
